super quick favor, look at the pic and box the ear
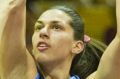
[72,40,84,54]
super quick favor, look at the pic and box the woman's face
[32,9,75,64]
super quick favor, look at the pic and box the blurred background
[26,0,116,50]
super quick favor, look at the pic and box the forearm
[0,4,12,42]
[0,0,26,45]
[116,0,120,37]
[1,5,26,47]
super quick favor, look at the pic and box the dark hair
[50,6,107,79]
[71,38,106,79]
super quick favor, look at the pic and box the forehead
[38,9,72,23]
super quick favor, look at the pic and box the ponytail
[70,38,107,79]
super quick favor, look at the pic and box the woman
[0,0,120,79]
[32,6,106,79]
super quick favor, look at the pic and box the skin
[0,0,120,79]
[0,0,37,79]
[87,0,120,78]
[32,9,74,64]
[32,9,84,79]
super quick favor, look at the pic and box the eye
[34,23,43,31]
[51,24,63,31]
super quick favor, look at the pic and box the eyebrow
[51,21,59,24]
[37,20,60,24]
[36,21,43,24]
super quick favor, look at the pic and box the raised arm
[87,0,120,79]
[0,0,28,79]
[0,0,38,79]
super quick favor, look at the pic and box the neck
[39,56,73,79]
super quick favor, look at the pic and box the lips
[37,42,50,52]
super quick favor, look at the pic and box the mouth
[37,42,50,52]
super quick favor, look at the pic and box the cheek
[51,32,74,53]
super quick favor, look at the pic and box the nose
[39,27,49,39]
